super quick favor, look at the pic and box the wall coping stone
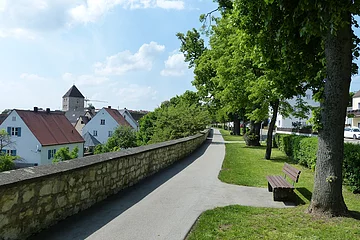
[0,129,209,188]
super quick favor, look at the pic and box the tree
[105,125,137,151]
[53,146,79,162]
[0,129,14,152]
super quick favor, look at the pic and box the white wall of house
[277,89,320,128]
[121,110,138,131]
[82,108,119,144]
[40,142,84,165]
[0,111,42,165]
[353,97,360,110]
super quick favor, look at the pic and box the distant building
[74,110,96,134]
[119,108,139,131]
[0,108,84,166]
[63,85,86,125]
[82,106,131,144]
[276,89,320,128]
[347,90,360,127]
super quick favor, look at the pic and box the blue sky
[1,1,360,112]
[0,0,218,111]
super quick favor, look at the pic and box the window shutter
[11,150,16,156]
[7,127,11,135]
[48,150,51,159]
[17,127,21,137]
[1,149,6,154]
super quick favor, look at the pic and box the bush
[274,133,360,193]
[0,154,15,172]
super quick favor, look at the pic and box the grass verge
[187,142,360,240]
[219,129,244,141]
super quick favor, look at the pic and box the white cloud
[0,0,185,38]
[62,72,109,86]
[160,52,187,77]
[156,0,184,10]
[95,41,165,75]
[69,0,185,23]
[115,84,157,103]
[20,73,47,81]
[0,28,37,39]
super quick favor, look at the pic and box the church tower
[62,85,85,112]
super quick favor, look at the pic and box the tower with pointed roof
[62,85,85,112]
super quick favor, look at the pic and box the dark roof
[354,90,360,98]
[127,110,149,121]
[0,114,7,125]
[65,110,86,125]
[16,110,84,146]
[83,132,101,148]
[104,108,132,128]
[63,85,85,98]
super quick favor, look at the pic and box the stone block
[22,188,35,203]
[56,196,67,208]
[0,214,9,228]
[39,183,52,196]
[80,190,90,200]
[1,191,19,212]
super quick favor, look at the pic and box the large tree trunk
[245,121,261,146]
[308,12,351,216]
[265,99,279,160]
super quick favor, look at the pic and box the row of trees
[93,90,210,154]
[178,0,360,217]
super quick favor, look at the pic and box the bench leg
[268,182,273,192]
[273,188,295,201]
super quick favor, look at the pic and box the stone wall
[0,130,209,240]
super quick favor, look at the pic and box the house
[0,107,84,166]
[119,108,139,131]
[83,131,101,153]
[128,109,149,122]
[74,110,96,134]
[82,106,131,144]
[276,89,320,128]
[63,85,86,125]
[347,90,360,127]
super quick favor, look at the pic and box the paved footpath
[31,129,292,240]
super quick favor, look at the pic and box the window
[7,127,21,137]
[12,116,16,121]
[93,130,98,136]
[48,149,56,159]
[101,119,105,125]
[3,150,16,156]
[306,94,311,100]
[108,131,113,137]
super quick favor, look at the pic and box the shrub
[274,133,360,193]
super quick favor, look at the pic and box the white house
[119,108,139,131]
[82,107,132,144]
[347,90,360,127]
[0,108,84,166]
[277,89,320,128]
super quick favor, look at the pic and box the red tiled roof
[16,110,84,146]
[104,108,132,128]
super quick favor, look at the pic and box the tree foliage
[138,91,210,145]
[53,146,79,162]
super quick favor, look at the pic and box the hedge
[274,134,360,193]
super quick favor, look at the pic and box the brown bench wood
[266,163,301,201]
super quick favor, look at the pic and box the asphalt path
[30,129,291,240]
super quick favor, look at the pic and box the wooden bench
[266,163,301,201]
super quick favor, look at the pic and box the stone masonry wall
[0,130,209,240]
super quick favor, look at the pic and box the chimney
[46,108,50,113]
[108,106,111,109]
[34,107,38,112]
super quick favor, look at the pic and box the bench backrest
[282,163,301,184]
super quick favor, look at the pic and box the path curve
[30,129,292,240]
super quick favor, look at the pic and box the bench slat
[282,163,301,183]
[266,175,294,189]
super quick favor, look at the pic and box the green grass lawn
[187,143,360,240]
[219,129,244,141]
